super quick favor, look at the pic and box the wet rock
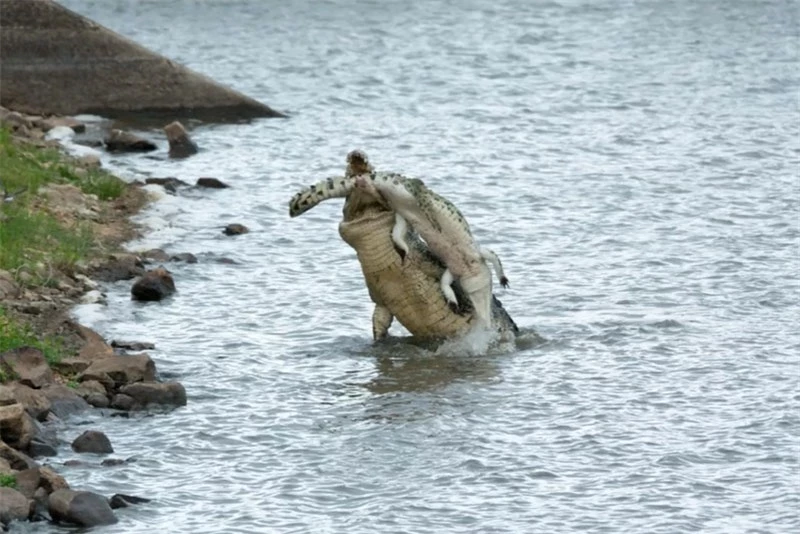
[71,430,113,454]
[0,347,54,389]
[109,494,151,509]
[78,354,155,390]
[0,403,35,450]
[223,223,249,236]
[110,394,135,411]
[170,252,198,264]
[144,177,189,190]
[0,441,37,471]
[89,253,145,282]
[119,382,187,409]
[111,340,156,352]
[0,270,20,300]
[28,433,59,458]
[74,380,110,408]
[131,267,176,301]
[80,290,107,305]
[100,458,126,467]
[6,383,51,421]
[31,487,51,522]
[104,129,156,152]
[141,248,170,262]
[49,489,117,527]
[40,384,90,420]
[164,121,199,158]
[0,487,30,527]
[33,116,86,133]
[196,177,229,189]
[217,257,238,265]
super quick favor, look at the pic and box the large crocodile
[288,151,518,340]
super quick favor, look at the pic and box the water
[15,0,799,532]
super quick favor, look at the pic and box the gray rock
[110,394,135,411]
[196,177,229,189]
[39,384,90,420]
[74,380,110,408]
[170,252,198,264]
[164,121,199,158]
[0,441,37,471]
[109,493,151,509]
[71,430,113,454]
[223,223,249,236]
[104,129,156,152]
[119,382,187,409]
[131,267,176,301]
[110,340,156,352]
[0,487,30,527]
[48,489,117,527]
[144,177,189,190]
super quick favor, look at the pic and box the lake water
[17,0,800,532]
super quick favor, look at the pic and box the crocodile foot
[500,276,509,288]
[447,299,470,316]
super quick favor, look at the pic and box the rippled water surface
[19,0,799,532]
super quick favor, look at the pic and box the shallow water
[15,0,800,532]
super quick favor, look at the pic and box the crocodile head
[343,151,388,221]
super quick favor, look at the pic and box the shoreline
[1,106,186,528]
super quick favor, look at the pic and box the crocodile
[289,151,518,340]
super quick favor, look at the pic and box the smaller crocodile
[290,167,509,330]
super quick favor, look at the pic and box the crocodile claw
[394,245,407,264]
[500,276,509,289]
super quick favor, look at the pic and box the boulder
[110,394,135,411]
[0,386,15,407]
[104,129,157,152]
[0,402,35,450]
[28,433,59,458]
[51,357,90,376]
[89,253,145,282]
[144,178,189,190]
[71,430,113,454]
[0,347,54,389]
[75,380,110,408]
[75,324,114,361]
[119,382,187,409]
[170,252,198,264]
[48,489,117,527]
[13,467,41,499]
[37,467,69,494]
[39,384,90,420]
[141,248,170,262]
[0,487,30,527]
[196,177,229,189]
[0,441,37,471]
[109,494,151,509]
[223,224,249,236]
[164,121,199,158]
[6,383,51,421]
[131,267,176,301]
[78,354,155,389]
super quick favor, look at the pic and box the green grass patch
[0,307,64,371]
[0,473,17,489]
[0,126,125,201]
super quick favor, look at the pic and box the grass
[0,307,64,374]
[0,473,17,489]
[0,126,126,279]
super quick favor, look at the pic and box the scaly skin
[288,151,518,340]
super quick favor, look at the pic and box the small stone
[170,252,198,264]
[196,177,229,189]
[223,224,249,236]
[71,430,113,454]
[141,248,170,262]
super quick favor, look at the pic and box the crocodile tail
[288,176,356,217]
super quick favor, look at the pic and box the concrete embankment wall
[0,0,285,120]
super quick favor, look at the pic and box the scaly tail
[288,175,356,217]
[479,247,509,288]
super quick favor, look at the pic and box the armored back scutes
[288,176,356,217]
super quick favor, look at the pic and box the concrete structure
[0,0,285,120]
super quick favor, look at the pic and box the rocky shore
[0,107,190,529]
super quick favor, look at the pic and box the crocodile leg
[391,213,411,263]
[479,247,509,288]
[440,269,461,313]
[372,304,394,340]
[458,266,494,328]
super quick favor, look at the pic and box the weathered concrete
[0,0,286,121]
